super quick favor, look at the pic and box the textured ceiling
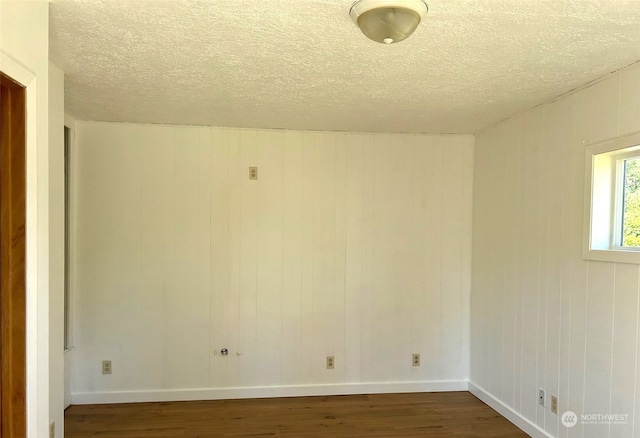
[50,0,640,134]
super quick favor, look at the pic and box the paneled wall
[72,122,473,400]
[471,61,640,438]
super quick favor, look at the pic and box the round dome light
[349,0,428,44]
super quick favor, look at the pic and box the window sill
[582,248,640,264]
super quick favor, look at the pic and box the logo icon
[561,411,578,428]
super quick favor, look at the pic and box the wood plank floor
[65,391,528,437]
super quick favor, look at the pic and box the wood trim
[0,71,27,437]
[0,74,24,89]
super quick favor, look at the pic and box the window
[583,132,640,263]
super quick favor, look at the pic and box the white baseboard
[71,379,468,405]
[469,381,553,438]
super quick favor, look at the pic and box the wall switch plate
[538,388,546,407]
[551,395,558,414]
[249,167,258,180]
[102,360,112,375]
[50,422,55,438]
[326,356,334,369]
[412,354,420,366]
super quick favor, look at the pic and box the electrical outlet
[551,395,558,414]
[412,354,420,366]
[326,356,334,369]
[249,167,258,180]
[102,360,112,375]
[50,422,55,438]
[538,388,546,407]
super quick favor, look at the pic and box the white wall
[49,63,65,437]
[0,1,64,437]
[71,122,473,402]
[471,61,640,438]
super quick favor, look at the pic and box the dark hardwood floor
[65,391,528,437]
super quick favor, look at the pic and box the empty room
[2,0,640,437]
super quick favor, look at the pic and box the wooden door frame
[0,70,27,437]
[0,49,41,437]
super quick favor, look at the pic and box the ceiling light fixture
[350,0,428,44]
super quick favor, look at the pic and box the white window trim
[583,131,640,264]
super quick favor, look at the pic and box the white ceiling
[50,0,640,134]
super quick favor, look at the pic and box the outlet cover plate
[538,388,546,407]
[326,356,334,369]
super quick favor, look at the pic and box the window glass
[622,157,640,247]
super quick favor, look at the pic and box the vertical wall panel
[159,130,179,390]
[566,87,592,438]
[334,135,348,383]
[111,128,143,389]
[424,139,443,380]
[210,129,231,387]
[590,76,621,144]
[74,124,112,393]
[311,132,337,383]
[74,122,473,396]
[225,129,242,387]
[359,135,375,382]
[543,98,569,436]
[299,132,316,383]
[280,131,304,384]
[440,136,466,381]
[583,262,615,438]
[255,130,284,386]
[411,136,430,382]
[556,96,574,438]
[138,127,173,390]
[503,120,522,408]
[460,136,474,383]
[238,129,259,386]
[171,128,210,389]
[371,134,393,381]
[511,116,526,414]
[520,108,545,424]
[344,134,364,383]
[620,63,640,136]
[389,136,415,382]
[470,128,491,390]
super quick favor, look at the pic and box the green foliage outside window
[622,158,640,247]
